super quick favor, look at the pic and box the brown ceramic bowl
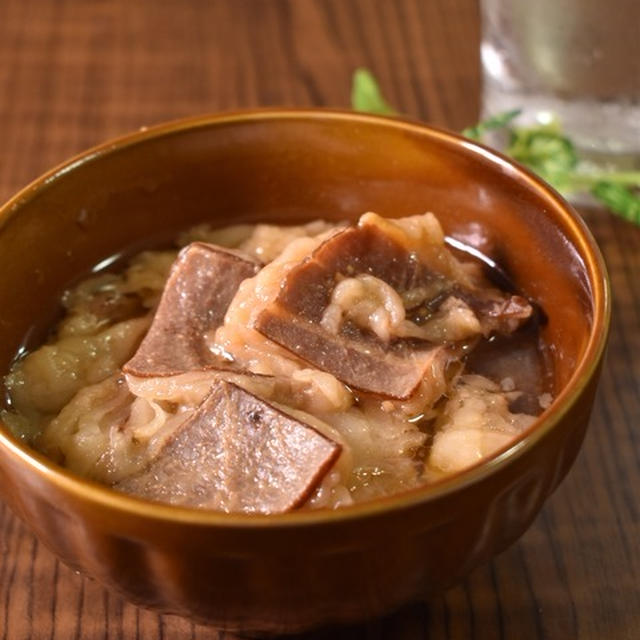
[0,110,609,635]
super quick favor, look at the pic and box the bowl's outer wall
[0,370,600,633]
[0,113,605,633]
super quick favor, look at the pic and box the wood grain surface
[0,1,638,638]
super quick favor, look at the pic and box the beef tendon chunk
[115,380,342,513]
[426,375,536,476]
[123,243,260,377]
[254,212,532,399]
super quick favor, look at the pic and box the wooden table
[0,1,638,638]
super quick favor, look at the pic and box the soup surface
[2,212,553,513]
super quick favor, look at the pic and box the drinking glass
[480,0,640,166]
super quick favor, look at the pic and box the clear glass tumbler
[480,0,640,165]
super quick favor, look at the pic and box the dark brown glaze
[254,217,531,398]
[123,243,259,377]
[115,380,341,513]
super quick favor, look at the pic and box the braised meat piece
[256,310,446,399]
[115,381,341,513]
[124,243,259,377]
[254,214,532,398]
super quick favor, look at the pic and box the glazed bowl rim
[0,108,611,528]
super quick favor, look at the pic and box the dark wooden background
[0,1,638,638]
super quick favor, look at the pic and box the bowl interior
[0,110,600,488]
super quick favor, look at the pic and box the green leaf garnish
[350,68,640,226]
[506,123,578,192]
[461,109,521,141]
[591,182,640,225]
[351,68,396,115]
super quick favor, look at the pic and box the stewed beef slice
[123,243,259,377]
[115,380,341,513]
[257,309,446,399]
[254,213,531,398]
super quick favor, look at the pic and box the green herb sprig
[351,67,640,225]
[351,69,396,116]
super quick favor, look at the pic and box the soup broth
[2,213,553,513]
